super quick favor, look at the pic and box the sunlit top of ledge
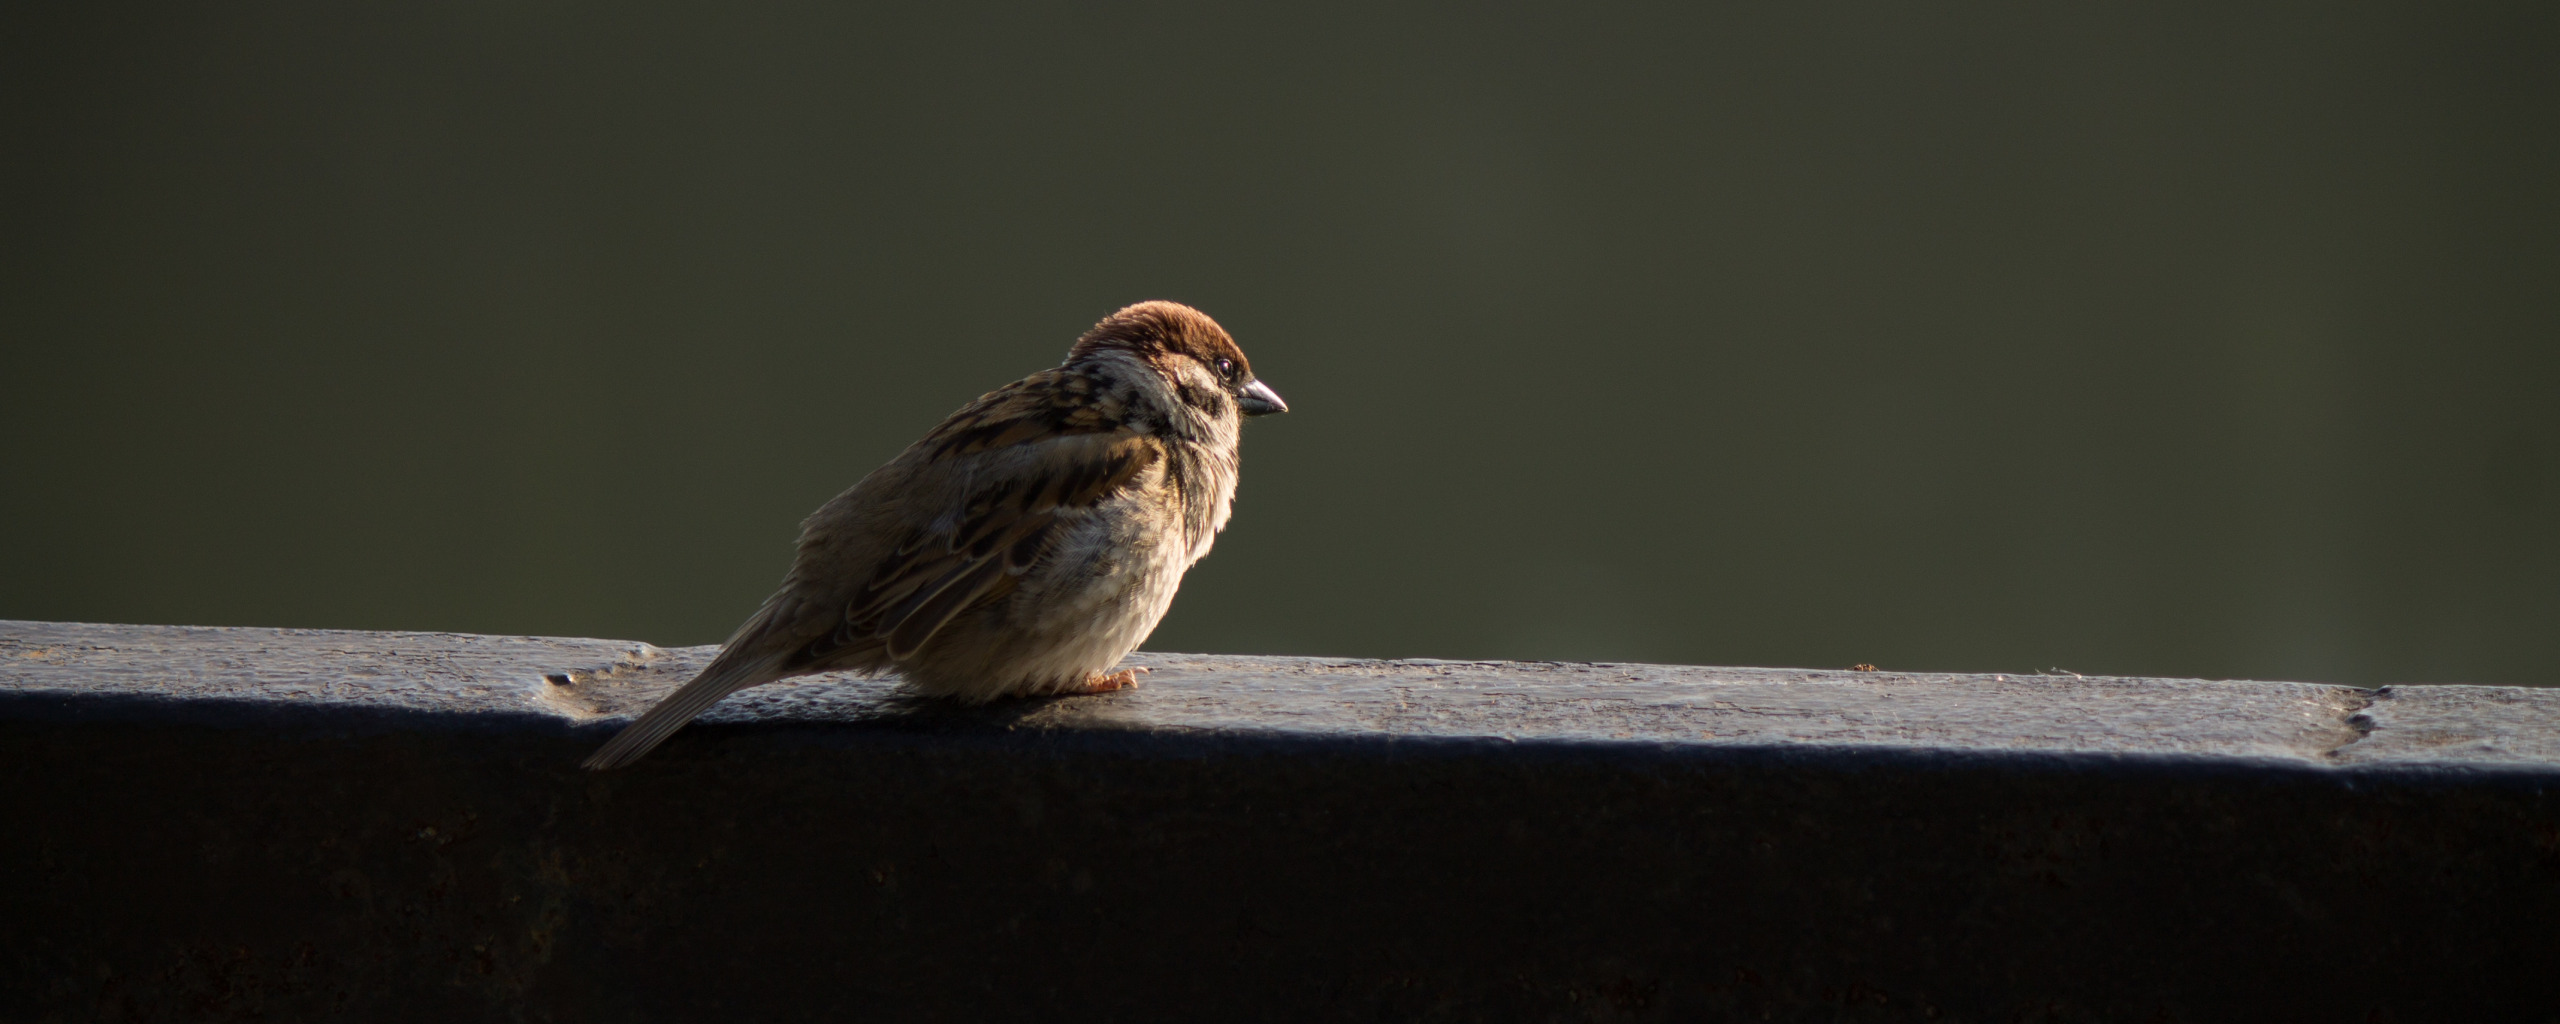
[4,619,2556,771]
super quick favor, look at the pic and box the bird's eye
[1214,358,1235,377]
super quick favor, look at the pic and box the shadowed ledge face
[11,622,2560,1023]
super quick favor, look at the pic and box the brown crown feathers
[1070,300,1256,379]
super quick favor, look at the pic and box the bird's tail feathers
[579,644,794,771]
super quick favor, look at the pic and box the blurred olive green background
[4,3,2555,686]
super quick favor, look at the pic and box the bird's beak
[1236,378,1288,416]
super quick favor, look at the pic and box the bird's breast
[1160,438,1241,557]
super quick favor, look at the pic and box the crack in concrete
[2324,688,2386,759]
[528,643,672,720]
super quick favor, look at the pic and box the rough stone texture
[5,619,2558,1023]
[0,620,2391,759]
[2338,683,2560,767]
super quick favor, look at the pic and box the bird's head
[1070,301,1287,421]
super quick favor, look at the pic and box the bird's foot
[1070,667,1149,694]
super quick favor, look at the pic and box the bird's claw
[1072,667,1149,694]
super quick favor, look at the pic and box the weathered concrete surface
[0,620,2387,758]
[5,619,2558,1023]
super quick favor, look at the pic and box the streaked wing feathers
[921,368,1132,457]
[843,431,1164,660]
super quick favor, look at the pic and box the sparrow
[581,301,1286,770]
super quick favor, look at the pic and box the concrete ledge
[6,620,2558,1021]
